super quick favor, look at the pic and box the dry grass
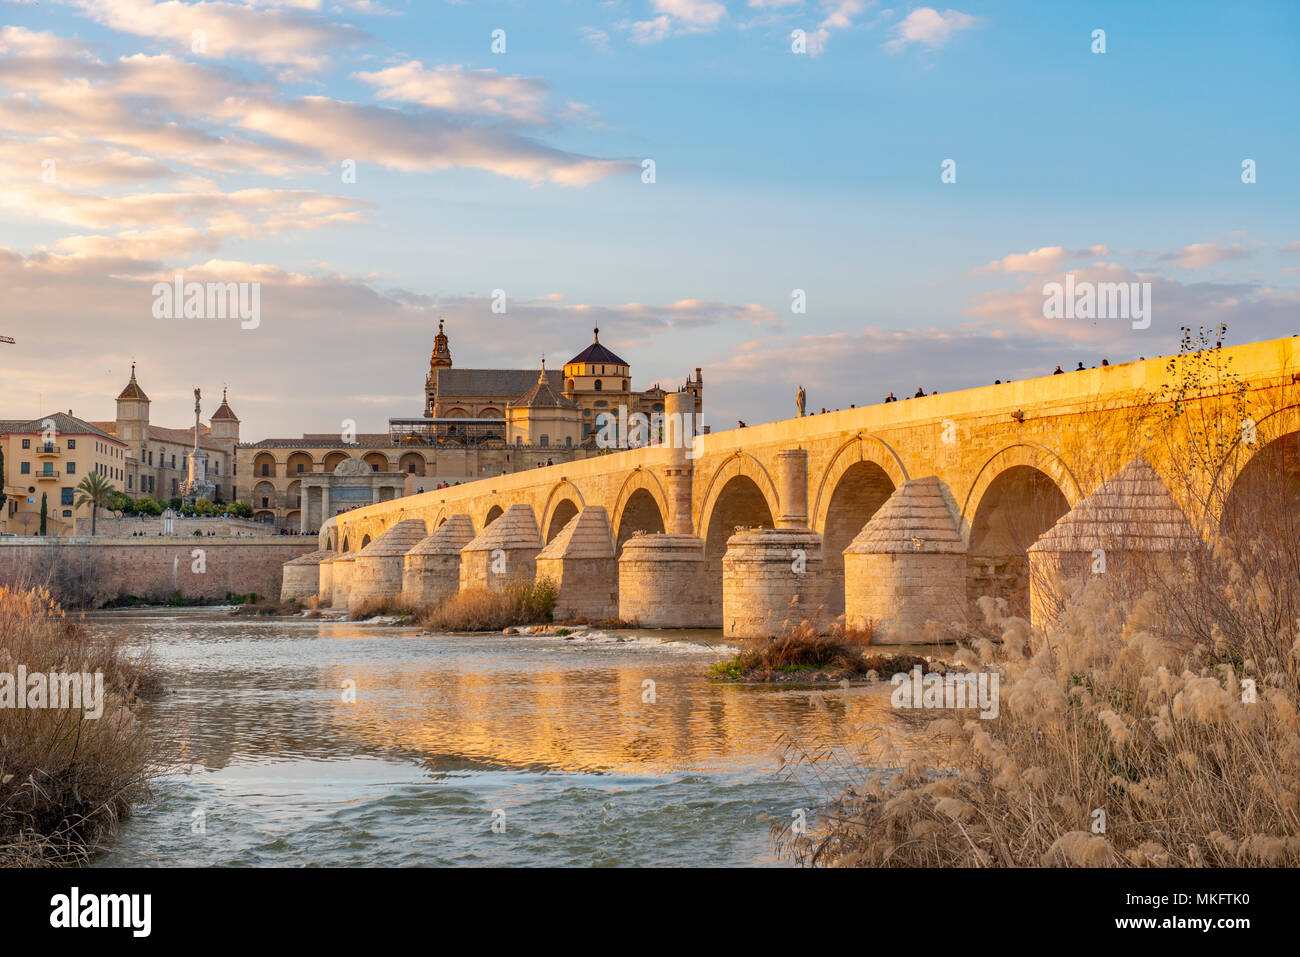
[344,596,420,621]
[0,586,162,866]
[419,578,558,633]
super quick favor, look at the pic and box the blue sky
[0,1,1296,438]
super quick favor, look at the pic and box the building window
[128,475,133,490]
[170,455,176,468]
[623,380,628,391]
[260,464,269,476]
[20,462,29,474]
[261,497,269,508]
[171,478,178,495]
[62,510,72,518]
[21,439,29,449]
[66,462,75,475]
[67,439,75,449]
[296,464,304,474]
[565,437,572,447]
[515,437,523,447]
[407,463,416,473]
[540,435,549,447]
[61,488,74,506]
[594,380,602,391]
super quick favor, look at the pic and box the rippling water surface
[88,608,909,867]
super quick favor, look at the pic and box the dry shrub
[419,578,558,633]
[0,586,161,866]
[802,522,1300,867]
[344,596,419,621]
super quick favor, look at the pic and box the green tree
[75,472,117,536]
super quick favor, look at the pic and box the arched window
[594,380,602,391]
[622,380,628,391]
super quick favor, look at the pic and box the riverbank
[0,587,163,866]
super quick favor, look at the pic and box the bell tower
[425,319,452,417]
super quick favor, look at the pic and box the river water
[87,608,914,867]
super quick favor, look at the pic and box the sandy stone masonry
[722,526,824,638]
[844,476,967,643]
[403,515,475,606]
[460,504,543,592]
[1028,456,1200,629]
[303,336,1300,632]
[350,519,428,612]
[536,506,618,622]
[282,549,334,602]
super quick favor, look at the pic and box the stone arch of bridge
[962,443,1079,621]
[811,434,908,617]
[960,442,1082,545]
[482,503,505,530]
[700,465,779,628]
[1218,403,1300,541]
[612,469,669,550]
[697,452,780,542]
[541,480,587,542]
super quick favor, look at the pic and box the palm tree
[75,472,117,536]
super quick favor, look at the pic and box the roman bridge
[302,336,1300,639]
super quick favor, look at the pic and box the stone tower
[424,319,453,416]
[114,362,150,460]
[209,387,240,449]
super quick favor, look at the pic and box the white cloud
[1158,242,1252,270]
[885,7,980,53]
[975,245,1110,275]
[355,62,553,122]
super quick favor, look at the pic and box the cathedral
[235,323,704,531]
[421,321,703,447]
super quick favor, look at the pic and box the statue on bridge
[796,384,806,417]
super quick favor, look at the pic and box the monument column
[774,448,809,529]
[321,486,331,529]
[663,390,695,535]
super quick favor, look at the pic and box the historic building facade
[238,322,705,532]
[91,365,241,504]
[0,412,129,535]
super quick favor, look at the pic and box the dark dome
[567,328,627,367]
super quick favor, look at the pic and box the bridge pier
[720,448,826,638]
[618,534,713,628]
[349,519,427,613]
[460,504,543,592]
[281,548,332,602]
[1027,457,1200,630]
[317,554,336,606]
[536,506,618,622]
[330,553,355,609]
[403,515,475,607]
[722,527,825,638]
[843,476,967,643]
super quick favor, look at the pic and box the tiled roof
[0,412,122,442]
[434,368,564,400]
[510,369,578,410]
[146,425,225,453]
[239,435,390,449]
[116,367,149,401]
[566,329,628,367]
[211,390,239,421]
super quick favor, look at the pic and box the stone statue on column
[796,385,806,417]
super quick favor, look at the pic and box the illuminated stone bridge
[299,336,1300,640]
